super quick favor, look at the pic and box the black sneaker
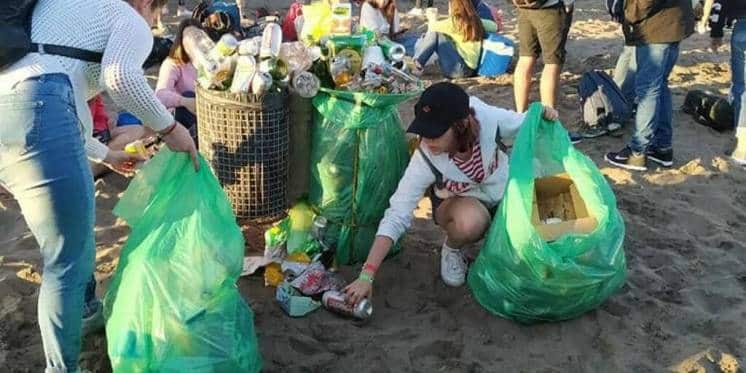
[646,148,674,167]
[569,131,583,145]
[605,146,648,171]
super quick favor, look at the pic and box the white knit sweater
[0,0,174,162]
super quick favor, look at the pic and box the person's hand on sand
[710,37,724,53]
[343,279,372,306]
[161,122,200,171]
[104,150,146,176]
[542,106,559,121]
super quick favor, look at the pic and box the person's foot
[605,146,647,171]
[726,131,746,166]
[408,8,425,16]
[441,244,467,287]
[81,299,105,337]
[568,131,582,145]
[645,147,674,167]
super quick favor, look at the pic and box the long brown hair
[449,0,484,42]
[366,0,398,37]
[169,19,203,65]
[452,108,480,154]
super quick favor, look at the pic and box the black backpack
[512,0,550,9]
[0,0,102,70]
[577,70,630,136]
[682,90,734,132]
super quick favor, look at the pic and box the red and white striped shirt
[445,143,499,193]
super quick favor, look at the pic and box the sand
[2,0,745,372]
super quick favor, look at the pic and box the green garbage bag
[468,103,627,324]
[309,88,419,265]
[103,149,262,372]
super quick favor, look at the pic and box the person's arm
[101,8,198,169]
[155,59,186,109]
[344,150,436,305]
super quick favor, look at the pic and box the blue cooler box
[478,33,515,78]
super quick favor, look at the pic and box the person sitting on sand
[360,0,419,55]
[156,19,201,138]
[411,0,497,79]
[343,82,559,305]
[701,0,746,166]
[0,0,198,371]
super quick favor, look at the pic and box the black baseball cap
[407,82,470,139]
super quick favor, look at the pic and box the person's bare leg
[540,63,562,109]
[435,197,492,249]
[514,56,536,113]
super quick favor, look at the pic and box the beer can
[229,55,257,93]
[378,37,406,62]
[251,71,273,95]
[322,290,372,321]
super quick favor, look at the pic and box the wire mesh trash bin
[196,85,289,221]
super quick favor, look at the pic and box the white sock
[442,241,458,253]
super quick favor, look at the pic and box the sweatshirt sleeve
[100,7,174,132]
[495,108,526,140]
[155,59,185,109]
[375,150,437,242]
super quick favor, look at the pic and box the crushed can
[290,71,320,98]
[251,71,273,95]
[322,291,373,321]
[378,37,406,62]
[289,261,346,296]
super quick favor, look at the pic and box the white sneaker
[408,8,425,17]
[440,246,467,287]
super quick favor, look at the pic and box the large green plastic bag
[468,103,627,324]
[309,88,419,265]
[103,149,262,372]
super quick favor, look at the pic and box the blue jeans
[732,19,746,130]
[415,31,476,79]
[614,45,637,106]
[0,74,96,372]
[630,42,680,153]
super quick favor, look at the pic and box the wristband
[363,262,378,274]
[157,122,178,138]
[358,272,374,284]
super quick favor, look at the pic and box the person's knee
[444,207,490,243]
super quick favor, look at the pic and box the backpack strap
[30,43,103,63]
[418,145,445,189]
[494,125,508,153]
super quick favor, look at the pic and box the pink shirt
[155,57,197,109]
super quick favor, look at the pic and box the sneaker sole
[732,156,746,167]
[604,155,647,171]
[647,156,673,167]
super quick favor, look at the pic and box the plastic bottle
[287,202,315,254]
[183,26,219,74]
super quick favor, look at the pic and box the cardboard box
[531,173,597,241]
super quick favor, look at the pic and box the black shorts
[517,5,572,65]
[429,189,498,226]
